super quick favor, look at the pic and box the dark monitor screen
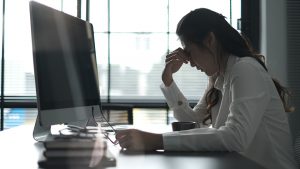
[30,1,100,110]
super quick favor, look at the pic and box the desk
[0,124,267,169]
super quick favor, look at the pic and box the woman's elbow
[220,127,251,152]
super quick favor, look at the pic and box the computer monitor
[29,1,101,141]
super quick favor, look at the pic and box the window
[90,0,241,102]
[0,0,241,129]
[4,0,77,97]
[1,0,79,129]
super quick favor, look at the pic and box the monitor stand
[33,113,98,142]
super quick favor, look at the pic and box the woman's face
[184,42,218,76]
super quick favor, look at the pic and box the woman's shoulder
[224,55,271,84]
[230,56,267,75]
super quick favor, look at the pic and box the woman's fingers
[115,129,163,152]
[116,130,132,149]
[117,134,129,143]
[165,53,188,64]
[119,137,131,149]
[162,47,190,77]
[115,130,127,140]
[165,59,184,74]
[165,48,189,64]
[115,129,144,151]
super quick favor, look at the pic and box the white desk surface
[0,124,267,169]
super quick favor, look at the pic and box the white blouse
[160,55,298,169]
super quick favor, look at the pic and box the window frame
[0,0,244,130]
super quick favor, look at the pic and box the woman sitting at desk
[115,8,298,169]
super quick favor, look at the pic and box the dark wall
[241,0,260,52]
[286,0,300,141]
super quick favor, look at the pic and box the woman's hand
[115,129,163,152]
[162,48,189,86]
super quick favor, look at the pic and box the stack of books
[38,133,116,169]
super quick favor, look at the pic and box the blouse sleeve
[160,82,209,123]
[163,61,271,152]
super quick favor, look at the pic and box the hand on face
[115,129,163,152]
[162,48,190,86]
[164,48,189,74]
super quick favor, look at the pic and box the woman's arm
[160,75,218,123]
[160,82,206,122]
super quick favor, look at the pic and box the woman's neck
[217,52,230,75]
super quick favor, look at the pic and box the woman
[115,8,297,169]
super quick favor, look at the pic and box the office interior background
[0,0,299,141]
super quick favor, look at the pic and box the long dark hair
[176,8,294,125]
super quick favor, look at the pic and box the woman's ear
[203,32,216,49]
